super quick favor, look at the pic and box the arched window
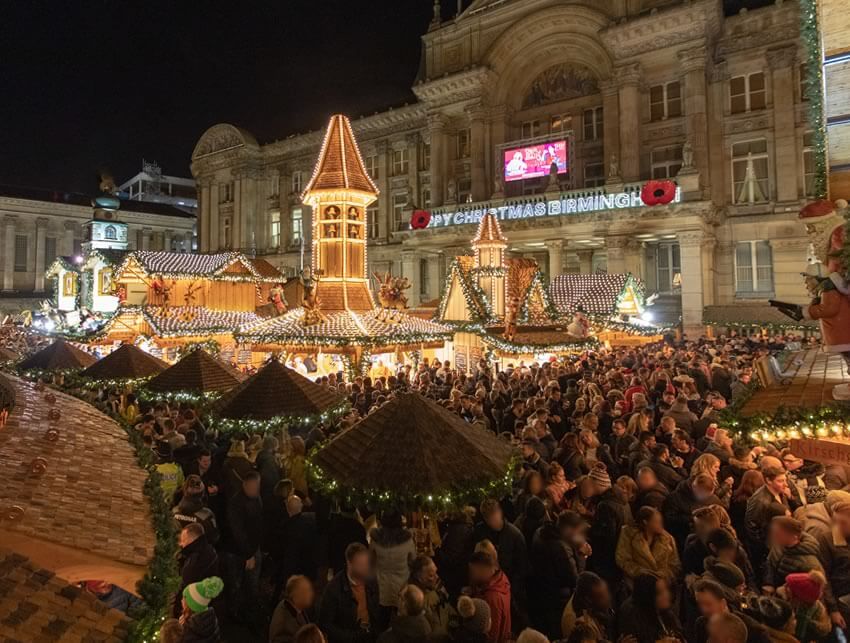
[104,225,117,240]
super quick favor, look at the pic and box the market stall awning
[17,338,97,371]
[703,304,820,329]
[145,347,245,394]
[80,343,169,381]
[310,391,517,508]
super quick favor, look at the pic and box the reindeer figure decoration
[374,272,411,323]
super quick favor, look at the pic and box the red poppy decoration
[410,209,431,230]
[640,180,677,206]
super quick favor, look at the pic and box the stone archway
[483,5,613,111]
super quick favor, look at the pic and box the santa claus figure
[775,199,850,400]
[567,309,590,339]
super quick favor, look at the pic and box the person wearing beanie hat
[588,462,612,493]
[455,596,491,643]
[779,571,831,642]
[180,576,223,642]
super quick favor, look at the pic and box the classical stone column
[232,176,243,250]
[198,181,210,252]
[3,216,16,291]
[545,239,564,278]
[769,45,799,203]
[468,107,487,202]
[576,249,594,274]
[488,108,508,198]
[678,231,715,336]
[623,238,645,279]
[600,79,621,180]
[184,231,194,252]
[678,47,710,187]
[428,114,447,207]
[35,217,48,292]
[707,61,729,206]
[164,229,173,252]
[605,236,627,274]
[401,250,421,307]
[427,255,442,302]
[209,185,220,251]
[141,228,152,251]
[616,63,642,182]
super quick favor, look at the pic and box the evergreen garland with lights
[800,0,828,199]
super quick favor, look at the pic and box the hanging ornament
[640,180,677,206]
[410,209,431,230]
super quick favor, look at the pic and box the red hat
[799,199,836,219]
[784,571,824,604]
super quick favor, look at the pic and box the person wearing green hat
[179,576,224,643]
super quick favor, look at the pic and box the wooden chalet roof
[249,257,285,281]
[44,256,79,278]
[472,212,507,245]
[18,339,97,371]
[146,348,246,394]
[114,250,271,282]
[237,308,453,351]
[0,374,154,567]
[303,114,379,196]
[0,548,130,642]
[80,343,169,381]
[212,358,343,421]
[311,391,516,498]
[550,273,645,315]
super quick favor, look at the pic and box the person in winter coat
[174,523,220,618]
[639,444,686,491]
[742,595,799,643]
[173,475,220,546]
[370,511,417,614]
[269,575,315,643]
[745,466,795,569]
[691,579,770,643]
[327,506,368,576]
[468,551,511,643]
[222,439,255,499]
[634,467,669,511]
[319,543,384,643]
[588,483,631,587]
[560,572,616,641]
[472,499,529,614]
[617,573,684,643]
[514,496,547,557]
[179,576,224,643]
[378,584,432,643]
[408,554,457,638]
[812,500,850,629]
[763,517,825,592]
[437,509,476,601]
[778,571,832,642]
[453,596,491,643]
[616,506,680,587]
[273,496,319,604]
[529,511,589,638]
[662,474,721,551]
[662,396,699,434]
[225,471,263,624]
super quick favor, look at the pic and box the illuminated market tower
[471,212,508,318]
[302,115,379,312]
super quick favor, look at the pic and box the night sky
[1,0,774,194]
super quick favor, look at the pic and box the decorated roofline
[112,250,281,283]
[45,257,80,278]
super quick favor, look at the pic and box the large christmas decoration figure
[772,199,850,400]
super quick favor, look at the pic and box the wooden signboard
[790,438,850,467]
[455,347,468,374]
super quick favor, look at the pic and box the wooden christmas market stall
[97,250,283,362]
[79,343,169,385]
[209,357,348,433]
[17,338,97,375]
[237,115,452,374]
[143,347,246,402]
[309,391,517,510]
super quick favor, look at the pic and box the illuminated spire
[302,114,379,200]
[472,211,508,247]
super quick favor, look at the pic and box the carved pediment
[192,124,259,160]
[522,63,599,109]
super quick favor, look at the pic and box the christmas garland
[307,448,521,512]
[208,398,351,435]
[800,0,828,199]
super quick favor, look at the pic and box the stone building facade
[191,0,817,334]
[0,185,195,300]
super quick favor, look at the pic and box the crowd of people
[72,332,850,643]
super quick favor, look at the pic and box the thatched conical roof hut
[145,348,245,394]
[17,339,96,372]
[309,391,517,509]
[211,358,346,431]
[81,344,169,381]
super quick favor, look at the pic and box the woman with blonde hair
[626,409,651,436]
[691,453,733,505]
